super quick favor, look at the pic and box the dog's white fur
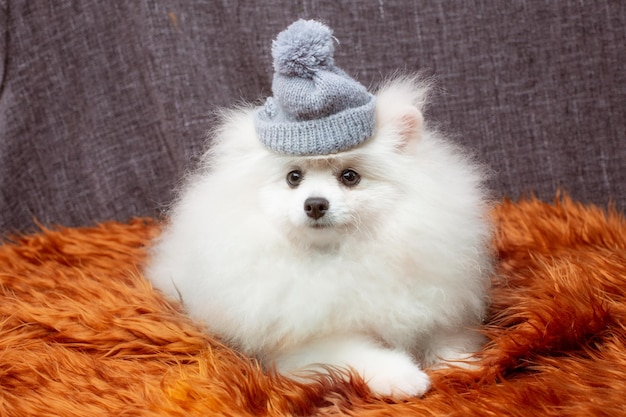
[146,76,492,399]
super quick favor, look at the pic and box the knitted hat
[254,19,376,156]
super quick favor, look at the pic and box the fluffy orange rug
[1,197,625,416]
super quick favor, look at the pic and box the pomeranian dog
[146,20,492,399]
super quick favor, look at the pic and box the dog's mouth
[308,220,334,230]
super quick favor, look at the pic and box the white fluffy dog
[146,75,492,399]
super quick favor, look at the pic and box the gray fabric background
[0,1,624,234]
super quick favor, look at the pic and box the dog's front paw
[362,353,431,399]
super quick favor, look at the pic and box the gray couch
[1,1,624,234]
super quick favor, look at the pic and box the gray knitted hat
[254,19,376,156]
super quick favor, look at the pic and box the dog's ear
[391,106,423,152]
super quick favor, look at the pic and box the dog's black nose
[304,197,329,220]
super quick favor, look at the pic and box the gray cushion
[1,1,624,233]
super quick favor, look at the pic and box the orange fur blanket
[0,197,624,416]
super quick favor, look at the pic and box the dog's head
[254,76,428,248]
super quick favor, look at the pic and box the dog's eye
[339,169,361,187]
[286,170,303,188]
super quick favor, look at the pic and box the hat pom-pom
[272,19,335,78]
